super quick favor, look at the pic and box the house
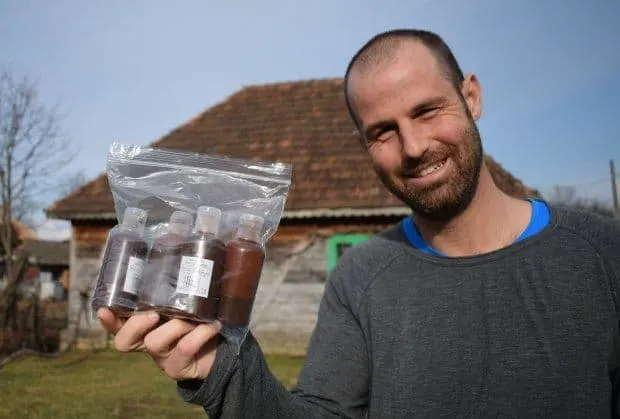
[0,219,38,287]
[46,78,538,354]
[0,222,69,353]
[21,239,70,300]
[0,219,69,298]
[9,219,38,242]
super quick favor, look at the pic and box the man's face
[347,41,484,221]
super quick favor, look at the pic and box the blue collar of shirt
[401,198,551,257]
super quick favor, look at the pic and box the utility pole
[611,159,619,216]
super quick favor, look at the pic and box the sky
[1,0,619,240]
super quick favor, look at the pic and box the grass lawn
[0,349,305,418]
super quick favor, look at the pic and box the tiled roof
[13,220,37,241]
[22,239,69,266]
[46,78,538,220]
[0,219,38,242]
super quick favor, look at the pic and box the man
[99,29,620,418]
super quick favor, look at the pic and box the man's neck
[414,165,532,257]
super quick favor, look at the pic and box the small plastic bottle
[91,207,149,318]
[137,210,193,313]
[218,214,266,327]
[164,206,226,322]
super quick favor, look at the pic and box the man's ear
[460,72,483,121]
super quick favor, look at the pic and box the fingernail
[148,311,159,321]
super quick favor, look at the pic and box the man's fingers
[161,322,222,380]
[175,321,222,358]
[143,318,197,358]
[97,308,124,335]
[113,310,161,352]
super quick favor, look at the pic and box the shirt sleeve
[590,215,620,417]
[176,268,370,418]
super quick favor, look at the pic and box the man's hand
[98,308,221,381]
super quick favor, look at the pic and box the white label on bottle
[176,256,214,298]
[124,256,145,295]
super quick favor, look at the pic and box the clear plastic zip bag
[90,141,292,352]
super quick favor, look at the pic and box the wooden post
[611,160,619,215]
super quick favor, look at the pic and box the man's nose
[399,123,430,159]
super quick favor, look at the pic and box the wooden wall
[65,222,115,346]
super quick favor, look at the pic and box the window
[326,234,370,273]
[39,271,53,283]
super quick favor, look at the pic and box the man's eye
[375,129,395,142]
[418,107,439,119]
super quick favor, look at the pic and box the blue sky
[1,0,618,238]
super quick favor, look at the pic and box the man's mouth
[411,158,448,178]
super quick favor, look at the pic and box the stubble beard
[376,120,484,222]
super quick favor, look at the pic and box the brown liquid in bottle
[138,233,184,311]
[92,208,148,318]
[218,214,266,327]
[164,232,225,322]
[137,211,193,317]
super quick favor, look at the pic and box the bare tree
[570,199,616,218]
[0,67,74,333]
[547,185,577,205]
[56,170,87,199]
[547,184,615,218]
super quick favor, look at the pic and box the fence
[0,299,68,356]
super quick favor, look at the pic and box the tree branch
[0,66,77,345]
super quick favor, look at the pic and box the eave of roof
[47,206,412,222]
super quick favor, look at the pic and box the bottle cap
[120,207,148,235]
[235,213,264,242]
[195,206,222,236]
[168,210,193,237]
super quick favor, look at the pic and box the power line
[536,179,609,190]
[574,178,613,187]
[535,175,620,189]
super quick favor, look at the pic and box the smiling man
[99,29,620,418]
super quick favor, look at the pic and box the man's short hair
[344,29,465,127]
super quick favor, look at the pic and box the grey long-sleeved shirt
[177,206,620,418]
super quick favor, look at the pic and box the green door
[326,234,370,273]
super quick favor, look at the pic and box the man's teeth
[419,160,446,177]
